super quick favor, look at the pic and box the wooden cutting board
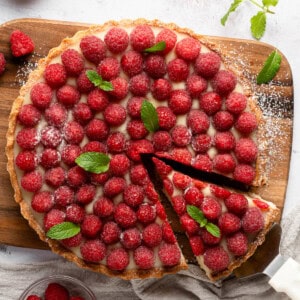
[0,18,293,250]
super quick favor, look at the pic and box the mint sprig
[46,222,80,240]
[141,100,159,132]
[86,70,113,91]
[75,152,110,174]
[187,205,221,238]
[257,50,282,84]
[144,41,166,53]
[221,0,279,40]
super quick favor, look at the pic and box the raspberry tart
[6,19,275,280]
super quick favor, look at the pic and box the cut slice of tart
[152,157,280,281]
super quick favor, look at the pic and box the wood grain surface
[0,18,293,250]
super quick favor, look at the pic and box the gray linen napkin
[1,205,299,300]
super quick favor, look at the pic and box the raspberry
[10,30,34,57]
[121,228,141,250]
[176,37,201,61]
[21,171,42,192]
[86,118,109,141]
[171,125,191,147]
[154,157,173,178]
[103,103,127,127]
[195,52,221,78]
[67,166,87,187]
[158,243,181,267]
[189,235,205,256]
[137,203,156,224]
[101,221,121,245]
[129,73,150,96]
[214,131,236,152]
[201,228,221,245]
[109,154,130,176]
[144,184,159,203]
[80,239,106,262]
[56,85,80,107]
[170,148,193,165]
[226,231,248,256]
[127,120,148,141]
[242,207,264,233]
[30,83,53,110]
[97,57,120,80]
[76,184,96,205]
[253,198,269,210]
[103,177,126,198]
[130,164,149,186]
[201,197,222,220]
[93,196,114,218]
[157,106,176,130]
[127,96,143,118]
[66,204,85,223]
[107,132,126,153]
[171,195,186,216]
[87,89,109,112]
[169,90,192,115]
[63,121,84,145]
[82,141,106,153]
[144,55,166,79]
[180,213,200,235]
[153,130,172,151]
[121,50,143,77]
[224,193,248,215]
[210,185,231,200]
[186,74,207,98]
[213,153,236,174]
[187,110,210,134]
[126,139,154,162]
[26,295,41,300]
[61,48,84,76]
[161,221,176,244]
[81,214,102,238]
[213,111,234,131]
[123,184,144,207]
[61,144,82,166]
[18,104,41,127]
[218,212,241,235]
[192,154,213,172]
[151,78,172,101]
[191,134,212,153]
[173,172,192,190]
[203,246,230,272]
[155,202,167,220]
[80,35,106,64]
[184,186,204,207]
[76,69,94,93]
[155,28,177,54]
[90,172,109,185]
[167,58,189,82]
[130,25,155,52]
[233,164,256,185]
[31,191,54,213]
[109,77,129,100]
[225,92,247,115]
[107,248,129,271]
[45,282,69,300]
[235,138,258,163]
[54,185,74,207]
[212,70,237,96]
[45,103,67,127]
[41,126,62,148]
[199,92,222,116]
[114,202,137,228]
[39,148,59,170]
[44,209,65,231]
[104,27,129,53]
[73,103,93,124]
[61,232,82,248]
[16,150,37,171]
[235,112,258,135]
[134,246,154,269]
[45,167,65,188]
[44,63,67,88]
[142,223,162,248]
[0,52,6,75]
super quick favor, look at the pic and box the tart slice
[153,157,280,281]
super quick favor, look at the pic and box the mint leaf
[141,100,159,132]
[205,222,221,238]
[86,70,113,91]
[144,41,166,53]
[221,0,244,25]
[187,205,207,227]
[262,0,278,7]
[46,222,80,240]
[257,50,282,84]
[75,152,110,174]
[251,11,267,40]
